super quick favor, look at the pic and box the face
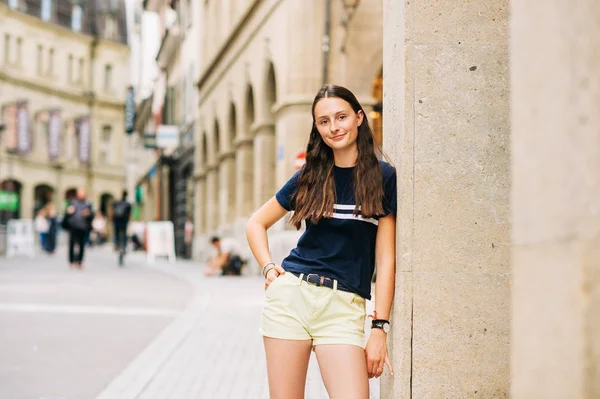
[314,97,364,152]
[76,188,86,200]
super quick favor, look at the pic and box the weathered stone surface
[382,1,510,397]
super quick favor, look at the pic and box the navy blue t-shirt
[275,160,397,300]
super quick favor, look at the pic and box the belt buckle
[306,273,321,287]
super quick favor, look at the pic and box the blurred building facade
[0,0,130,225]
[130,0,200,257]
[192,0,384,261]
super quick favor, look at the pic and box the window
[3,34,10,65]
[47,47,54,76]
[37,44,43,75]
[78,57,84,84]
[41,0,52,21]
[99,125,112,164]
[103,64,112,91]
[67,53,73,83]
[71,4,82,32]
[15,37,22,66]
[8,0,19,9]
[104,15,118,41]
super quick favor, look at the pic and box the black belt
[290,272,353,294]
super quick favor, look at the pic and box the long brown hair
[289,84,384,229]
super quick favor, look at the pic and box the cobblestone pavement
[96,252,382,399]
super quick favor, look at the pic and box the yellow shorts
[259,272,367,348]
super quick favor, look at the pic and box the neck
[333,146,358,168]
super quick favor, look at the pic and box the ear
[356,109,365,127]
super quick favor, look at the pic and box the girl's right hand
[264,265,286,291]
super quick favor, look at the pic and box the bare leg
[264,337,312,399]
[314,344,369,399]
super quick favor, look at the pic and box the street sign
[156,125,179,148]
[143,133,158,149]
[0,191,19,211]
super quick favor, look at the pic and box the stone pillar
[382,1,510,398]
[205,166,218,231]
[236,138,254,218]
[20,182,33,219]
[218,153,236,227]
[511,1,600,397]
[253,122,275,210]
[193,172,206,234]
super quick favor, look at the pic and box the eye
[338,115,347,120]
[319,120,328,125]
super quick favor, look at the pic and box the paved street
[0,244,381,399]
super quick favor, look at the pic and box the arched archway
[214,119,221,156]
[33,184,54,215]
[64,188,77,201]
[242,84,256,216]
[265,62,277,113]
[99,193,114,218]
[0,179,22,224]
[254,61,277,209]
[227,102,237,222]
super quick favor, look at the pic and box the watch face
[383,323,390,333]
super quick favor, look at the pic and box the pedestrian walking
[246,84,397,398]
[111,190,132,265]
[62,187,94,269]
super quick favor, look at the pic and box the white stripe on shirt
[331,212,378,226]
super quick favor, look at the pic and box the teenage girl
[246,84,396,399]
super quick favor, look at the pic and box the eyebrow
[316,110,348,119]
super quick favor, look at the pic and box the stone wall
[382,1,510,397]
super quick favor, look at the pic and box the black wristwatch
[371,319,390,333]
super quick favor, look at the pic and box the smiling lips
[330,133,346,141]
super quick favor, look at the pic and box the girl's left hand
[365,329,394,379]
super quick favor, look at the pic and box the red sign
[295,151,306,171]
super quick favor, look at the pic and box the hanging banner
[1,103,18,151]
[125,86,135,134]
[16,102,31,153]
[47,109,62,159]
[76,116,91,164]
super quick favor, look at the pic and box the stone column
[235,138,254,218]
[193,172,207,234]
[511,1,600,397]
[252,122,275,210]
[382,1,510,398]
[205,166,218,232]
[20,182,33,219]
[218,153,236,227]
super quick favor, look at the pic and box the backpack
[113,201,129,220]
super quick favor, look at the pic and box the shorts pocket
[337,290,366,310]
[265,274,285,294]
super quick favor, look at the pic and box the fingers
[273,264,285,275]
[385,355,394,376]
[264,267,282,291]
[366,356,389,379]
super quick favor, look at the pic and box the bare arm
[373,213,396,321]
[245,197,288,279]
[366,212,396,378]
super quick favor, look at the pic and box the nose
[329,120,339,134]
